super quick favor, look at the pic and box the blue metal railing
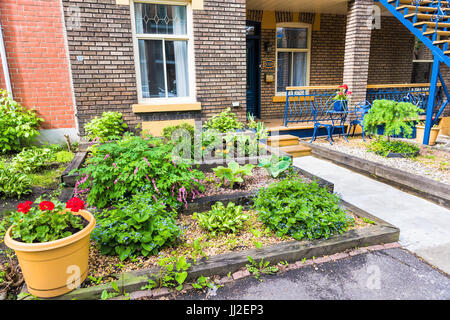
[283,86,339,126]
[283,84,446,127]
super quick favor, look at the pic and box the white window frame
[275,22,311,96]
[130,0,196,104]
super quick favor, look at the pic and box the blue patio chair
[348,100,372,142]
[310,102,349,145]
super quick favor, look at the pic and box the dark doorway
[246,21,261,119]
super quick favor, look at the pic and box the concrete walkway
[293,156,450,275]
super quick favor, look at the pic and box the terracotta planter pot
[416,125,441,146]
[4,210,96,298]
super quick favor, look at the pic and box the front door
[246,21,261,119]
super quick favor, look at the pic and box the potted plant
[415,121,441,146]
[332,84,352,111]
[3,197,95,298]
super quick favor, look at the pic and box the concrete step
[267,135,299,147]
[280,144,312,157]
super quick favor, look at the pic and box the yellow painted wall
[439,116,450,136]
[142,119,196,137]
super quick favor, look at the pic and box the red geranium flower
[17,201,33,214]
[39,201,55,211]
[66,197,85,212]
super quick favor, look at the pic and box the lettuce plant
[212,161,254,189]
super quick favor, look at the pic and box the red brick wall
[0,0,75,130]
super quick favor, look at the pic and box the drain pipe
[0,23,12,98]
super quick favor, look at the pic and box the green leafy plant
[84,111,128,142]
[74,135,204,208]
[141,255,191,291]
[212,161,254,189]
[205,107,244,133]
[92,190,180,261]
[0,167,32,198]
[246,256,279,280]
[54,150,74,163]
[10,147,55,173]
[247,113,258,129]
[6,197,86,243]
[0,89,43,154]
[253,178,354,241]
[193,202,249,237]
[258,154,292,178]
[192,276,216,290]
[101,281,123,300]
[87,275,103,285]
[366,137,419,157]
[363,99,423,140]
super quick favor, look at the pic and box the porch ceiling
[247,0,390,15]
[246,0,349,14]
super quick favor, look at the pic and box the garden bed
[46,198,398,300]
[305,137,450,208]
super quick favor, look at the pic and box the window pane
[292,52,307,86]
[139,39,165,98]
[135,3,187,35]
[277,27,308,49]
[165,40,189,97]
[277,52,291,92]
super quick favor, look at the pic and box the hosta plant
[253,178,354,241]
[212,161,254,189]
[92,190,180,261]
[193,201,249,236]
[6,197,87,243]
[10,147,55,173]
[0,167,32,198]
[0,89,43,154]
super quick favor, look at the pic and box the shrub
[74,135,205,208]
[193,202,249,236]
[252,178,354,241]
[366,137,419,157]
[363,99,423,140]
[84,111,128,142]
[205,107,244,133]
[54,151,75,163]
[92,191,181,261]
[162,122,195,142]
[0,89,43,154]
[0,167,32,198]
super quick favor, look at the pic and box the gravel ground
[311,136,449,184]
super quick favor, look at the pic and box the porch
[244,0,450,144]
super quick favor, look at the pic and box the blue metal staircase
[376,0,450,144]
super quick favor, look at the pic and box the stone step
[280,144,312,157]
[267,135,299,147]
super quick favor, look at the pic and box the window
[132,1,194,102]
[275,23,311,94]
[411,41,433,83]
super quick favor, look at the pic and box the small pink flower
[153,195,158,202]
[143,157,151,167]
[112,163,117,169]
[152,179,160,194]
[104,154,110,160]
[134,167,139,175]
[114,178,118,185]
[145,174,150,181]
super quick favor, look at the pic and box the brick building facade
[0,0,448,141]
